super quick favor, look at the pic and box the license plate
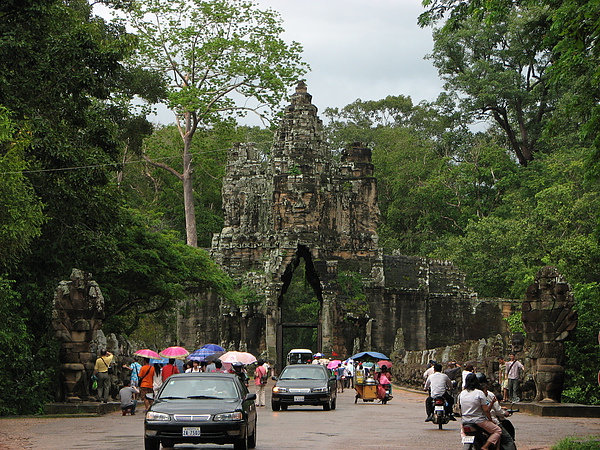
[294,396,304,402]
[462,436,475,444]
[435,405,444,411]
[182,427,202,437]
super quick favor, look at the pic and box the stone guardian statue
[522,266,577,402]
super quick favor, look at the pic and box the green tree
[423,4,557,166]
[0,107,45,270]
[562,283,600,405]
[0,0,163,411]
[123,0,308,247]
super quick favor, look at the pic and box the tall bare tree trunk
[183,134,198,248]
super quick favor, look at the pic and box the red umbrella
[377,360,393,369]
[134,349,161,359]
[159,346,189,359]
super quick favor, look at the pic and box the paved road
[1,385,599,449]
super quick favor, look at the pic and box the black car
[271,364,337,411]
[144,373,257,450]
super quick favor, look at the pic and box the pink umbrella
[134,349,161,359]
[159,346,189,360]
[327,359,342,369]
[377,360,393,369]
[219,351,257,365]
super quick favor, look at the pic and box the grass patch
[551,436,600,450]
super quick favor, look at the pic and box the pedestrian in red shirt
[162,359,180,381]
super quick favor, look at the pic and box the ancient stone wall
[395,335,537,402]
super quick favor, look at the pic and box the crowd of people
[114,354,272,413]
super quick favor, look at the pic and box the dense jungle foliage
[0,0,599,414]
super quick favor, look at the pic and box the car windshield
[279,367,328,380]
[158,377,239,400]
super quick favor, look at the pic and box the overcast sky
[145,0,443,125]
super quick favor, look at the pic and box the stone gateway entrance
[178,82,512,369]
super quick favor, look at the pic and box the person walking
[152,363,163,397]
[335,363,346,393]
[185,360,202,373]
[119,379,139,416]
[122,357,142,388]
[93,349,113,403]
[505,353,524,402]
[137,358,155,412]
[162,359,179,381]
[254,359,268,407]
[497,356,509,402]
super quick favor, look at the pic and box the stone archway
[275,245,323,370]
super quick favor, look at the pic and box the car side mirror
[146,392,154,401]
[329,376,336,382]
[246,393,257,401]
[271,376,278,381]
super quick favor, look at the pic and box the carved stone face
[511,333,525,352]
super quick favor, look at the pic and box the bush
[562,283,600,405]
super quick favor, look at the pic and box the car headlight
[312,387,327,393]
[272,386,288,393]
[146,411,170,421]
[214,412,243,421]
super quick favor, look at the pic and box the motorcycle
[431,396,452,430]
[461,406,518,449]
[377,383,393,404]
[461,422,488,449]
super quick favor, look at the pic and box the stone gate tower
[178,82,510,368]
[210,81,383,366]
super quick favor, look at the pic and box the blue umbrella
[201,343,225,352]
[350,351,389,360]
[150,357,169,365]
[188,348,219,362]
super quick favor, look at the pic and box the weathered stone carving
[51,269,105,402]
[522,266,577,402]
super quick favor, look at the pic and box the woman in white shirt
[458,373,502,450]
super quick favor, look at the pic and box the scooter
[461,405,519,449]
[461,422,488,449]
[431,396,452,430]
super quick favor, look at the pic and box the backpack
[259,366,268,384]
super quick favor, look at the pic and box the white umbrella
[219,351,257,365]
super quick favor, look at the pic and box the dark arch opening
[276,245,323,369]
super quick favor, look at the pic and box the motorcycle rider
[424,363,455,422]
[459,373,502,450]
[478,374,516,450]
